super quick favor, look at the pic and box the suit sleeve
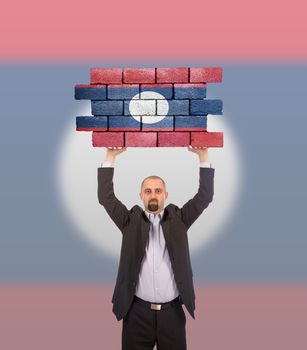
[97,167,130,232]
[180,167,215,229]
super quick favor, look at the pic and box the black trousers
[122,296,187,350]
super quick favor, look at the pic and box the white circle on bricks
[56,106,243,259]
[129,91,169,124]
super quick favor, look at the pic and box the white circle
[129,91,169,124]
[55,107,242,259]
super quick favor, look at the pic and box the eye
[155,189,162,194]
[145,189,151,194]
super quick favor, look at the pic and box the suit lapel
[140,211,150,252]
[161,208,174,258]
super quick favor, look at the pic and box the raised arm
[97,147,130,232]
[180,146,215,229]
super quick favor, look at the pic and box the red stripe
[1,0,306,59]
[1,284,306,349]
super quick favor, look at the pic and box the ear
[165,191,168,200]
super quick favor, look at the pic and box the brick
[125,132,157,147]
[141,84,173,99]
[124,99,156,116]
[123,68,155,83]
[76,116,107,131]
[189,67,222,83]
[191,132,224,147]
[158,132,190,147]
[92,100,123,115]
[92,132,124,147]
[190,99,223,115]
[157,99,189,116]
[156,68,189,83]
[174,83,206,99]
[141,116,174,131]
[90,68,122,84]
[75,84,106,100]
[107,84,139,100]
[174,116,207,131]
[109,116,141,131]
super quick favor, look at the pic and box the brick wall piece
[174,83,207,99]
[156,68,189,83]
[141,116,174,131]
[90,68,122,84]
[189,67,222,83]
[92,100,123,115]
[107,84,139,100]
[174,116,207,131]
[109,116,141,131]
[191,132,224,147]
[92,132,124,147]
[75,84,106,100]
[141,84,173,99]
[123,68,155,83]
[76,116,107,131]
[157,99,189,116]
[124,100,156,116]
[190,99,223,115]
[125,132,157,147]
[158,132,190,146]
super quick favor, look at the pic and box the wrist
[104,156,116,163]
[199,156,209,162]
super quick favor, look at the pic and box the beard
[148,200,159,212]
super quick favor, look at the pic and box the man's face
[140,178,168,214]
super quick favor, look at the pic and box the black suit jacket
[98,166,214,321]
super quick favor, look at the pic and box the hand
[104,147,127,163]
[187,145,209,162]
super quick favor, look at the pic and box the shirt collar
[144,209,165,221]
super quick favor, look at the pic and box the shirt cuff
[200,162,212,168]
[101,162,114,168]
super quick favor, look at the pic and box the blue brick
[92,100,123,115]
[174,84,207,99]
[174,116,207,130]
[76,116,108,130]
[109,116,141,130]
[141,116,174,131]
[107,84,139,100]
[75,85,106,100]
[140,84,173,99]
[190,99,223,115]
[158,99,189,116]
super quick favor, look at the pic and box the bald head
[140,175,166,191]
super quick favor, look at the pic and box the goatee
[148,200,158,212]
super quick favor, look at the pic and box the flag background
[1,1,307,349]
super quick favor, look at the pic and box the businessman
[98,146,215,350]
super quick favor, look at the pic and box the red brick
[190,132,224,147]
[92,132,124,147]
[189,67,222,83]
[158,132,190,146]
[90,68,122,84]
[125,132,157,147]
[156,68,189,83]
[123,68,155,83]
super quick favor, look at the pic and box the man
[98,146,214,350]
